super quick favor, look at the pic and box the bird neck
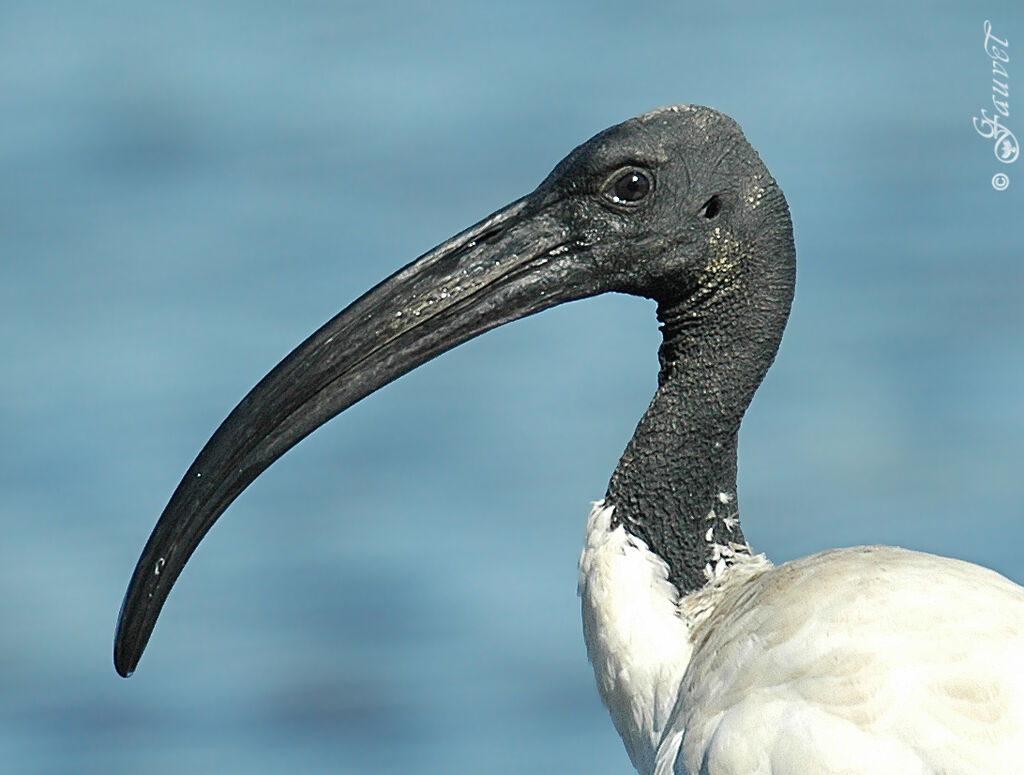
[605,230,795,595]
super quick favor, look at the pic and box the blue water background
[3,2,1023,772]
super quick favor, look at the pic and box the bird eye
[605,169,652,205]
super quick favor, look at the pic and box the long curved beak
[114,191,593,677]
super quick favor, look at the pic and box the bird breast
[580,507,1024,775]
[578,500,770,773]
[664,546,1024,775]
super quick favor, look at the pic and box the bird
[114,105,1024,774]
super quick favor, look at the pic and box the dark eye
[606,169,652,204]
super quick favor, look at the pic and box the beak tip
[113,647,136,678]
[113,590,146,678]
[113,631,141,677]
[113,634,135,677]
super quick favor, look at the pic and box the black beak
[114,190,600,677]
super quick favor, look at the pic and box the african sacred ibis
[115,106,1024,774]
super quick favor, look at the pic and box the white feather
[578,503,1024,775]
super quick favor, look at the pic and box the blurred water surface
[2,2,1023,773]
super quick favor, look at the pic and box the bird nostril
[700,195,721,219]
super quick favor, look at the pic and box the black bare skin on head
[539,107,795,593]
[113,106,794,676]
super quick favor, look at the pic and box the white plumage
[579,502,1024,774]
